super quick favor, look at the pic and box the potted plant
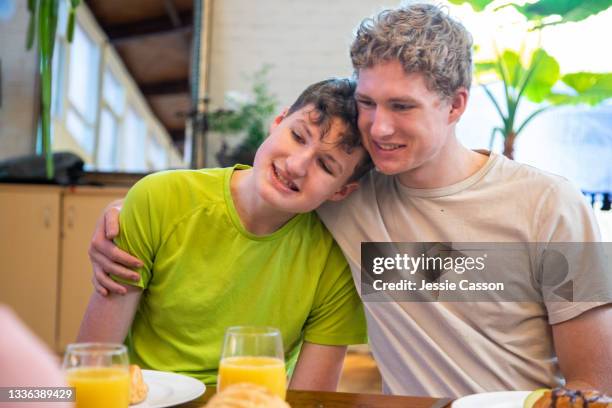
[476,48,612,159]
[450,0,612,159]
[26,0,80,179]
[211,66,278,166]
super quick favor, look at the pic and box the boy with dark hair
[78,78,372,391]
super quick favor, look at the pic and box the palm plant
[475,48,612,159]
[26,0,80,179]
[449,0,612,28]
[448,0,612,159]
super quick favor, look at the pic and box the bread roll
[206,383,290,408]
[129,364,148,405]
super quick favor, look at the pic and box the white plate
[452,391,530,408]
[131,370,206,408]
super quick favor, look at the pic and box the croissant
[206,383,290,408]
[129,364,148,405]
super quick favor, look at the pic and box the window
[96,69,125,170]
[147,135,168,170]
[65,23,100,155]
[48,2,184,172]
[121,108,147,172]
[51,40,66,119]
[97,109,118,170]
[103,69,125,114]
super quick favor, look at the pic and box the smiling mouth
[374,141,406,151]
[272,163,299,192]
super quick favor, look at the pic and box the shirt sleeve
[535,179,612,324]
[112,173,169,289]
[303,242,368,345]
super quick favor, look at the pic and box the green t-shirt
[114,166,367,384]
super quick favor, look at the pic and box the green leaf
[26,0,37,50]
[38,0,61,179]
[510,0,612,24]
[558,72,612,105]
[522,49,560,103]
[474,62,498,83]
[67,11,76,42]
[26,0,81,178]
[208,66,277,152]
[67,0,80,42]
[475,62,496,74]
[501,50,524,89]
[563,72,612,92]
[447,0,496,11]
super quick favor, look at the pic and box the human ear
[328,181,360,202]
[448,87,468,124]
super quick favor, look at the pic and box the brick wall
[206,0,398,165]
[0,1,38,161]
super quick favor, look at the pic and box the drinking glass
[62,343,130,408]
[217,326,287,399]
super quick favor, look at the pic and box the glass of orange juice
[62,343,130,408]
[217,326,287,399]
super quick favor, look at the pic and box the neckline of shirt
[223,164,305,241]
[393,151,499,198]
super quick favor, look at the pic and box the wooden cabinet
[0,185,61,347]
[0,184,128,352]
[57,187,127,350]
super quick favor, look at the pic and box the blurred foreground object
[0,305,71,408]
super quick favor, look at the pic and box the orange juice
[67,366,130,408]
[218,356,287,399]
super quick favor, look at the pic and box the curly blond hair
[350,3,473,99]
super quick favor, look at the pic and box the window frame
[50,2,185,172]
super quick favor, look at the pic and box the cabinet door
[58,188,128,351]
[0,186,61,349]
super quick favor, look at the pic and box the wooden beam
[103,10,193,43]
[141,80,190,96]
[163,0,182,28]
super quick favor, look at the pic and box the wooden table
[176,386,453,408]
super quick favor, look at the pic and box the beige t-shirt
[318,152,606,397]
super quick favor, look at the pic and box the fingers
[109,245,143,269]
[92,263,130,295]
[104,207,121,239]
[88,198,138,297]
[91,234,143,269]
[90,249,140,282]
[92,273,109,297]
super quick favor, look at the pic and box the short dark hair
[287,78,372,182]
